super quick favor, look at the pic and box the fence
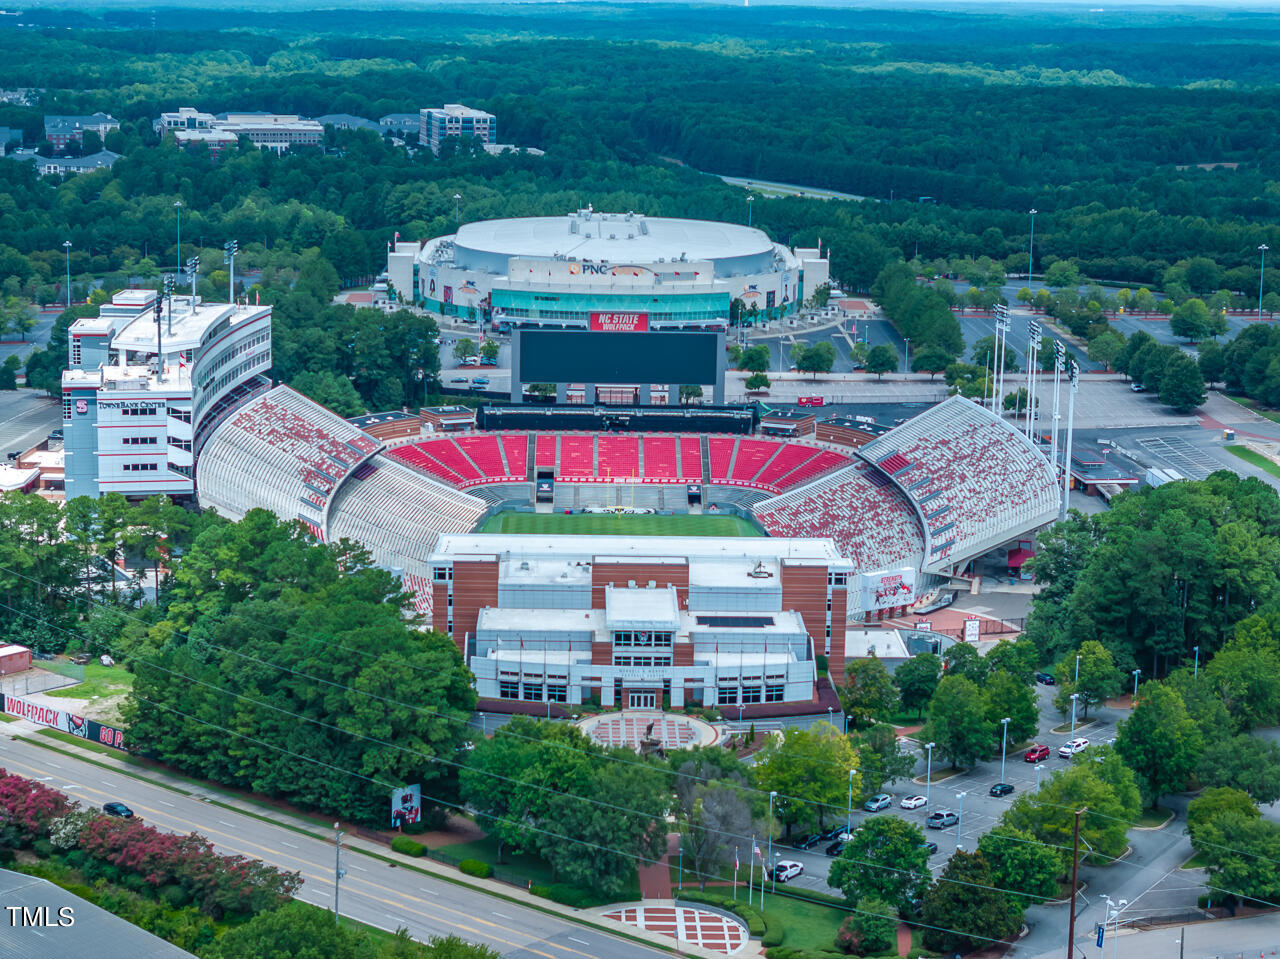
[1,664,83,697]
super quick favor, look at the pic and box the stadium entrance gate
[628,691,658,709]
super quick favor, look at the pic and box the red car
[1024,744,1051,763]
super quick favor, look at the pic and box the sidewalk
[638,833,677,900]
[1022,910,1280,959]
[1,724,729,959]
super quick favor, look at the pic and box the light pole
[174,199,182,268]
[1132,668,1141,701]
[924,741,935,810]
[999,717,1011,785]
[1102,895,1127,959]
[333,822,346,919]
[828,705,834,730]
[746,195,754,227]
[223,240,238,304]
[1028,208,1037,285]
[1075,654,1081,686]
[678,845,684,891]
[955,791,966,838]
[63,240,72,309]
[1193,645,1200,679]
[1069,692,1079,737]
[766,791,777,896]
[479,711,486,735]
[1036,762,1045,790]
[454,193,461,224]
[1260,244,1269,322]
[903,336,911,375]
[846,768,855,835]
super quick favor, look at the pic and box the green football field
[479,511,763,537]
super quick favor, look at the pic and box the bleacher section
[196,386,381,530]
[705,435,851,493]
[326,455,486,616]
[597,435,640,479]
[858,396,1060,570]
[754,463,927,570]
[387,435,524,487]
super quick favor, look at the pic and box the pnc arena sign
[590,312,649,332]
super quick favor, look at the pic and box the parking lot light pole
[63,240,72,308]
[1036,762,1045,790]
[1075,654,1081,686]
[924,742,935,810]
[1261,244,1269,323]
[846,768,855,834]
[999,717,1011,784]
[767,791,777,896]
[747,195,754,227]
[1069,692,1079,737]
[1132,669,1141,701]
[956,791,966,837]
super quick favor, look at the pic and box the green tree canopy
[1115,682,1203,808]
[922,674,994,770]
[842,656,899,729]
[921,850,1022,954]
[752,721,859,833]
[827,814,930,913]
[893,652,941,719]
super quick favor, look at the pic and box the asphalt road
[0,390,61,457]
[0,733,669,959]
[0,307,59,366]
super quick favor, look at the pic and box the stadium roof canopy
[453,211,774,264]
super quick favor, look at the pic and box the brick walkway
[603,905,748,955]
[638,833,676,899]
[586,714,700,749]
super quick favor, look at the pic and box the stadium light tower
[747,195,754,227]
[1059,358,1079,522]
[1050,339,1066,478]
[1025,318,1042,441]
[174,199,182,270]
[224,240,238,304]
[1261,244,1270,322]
[994,304,1010,416]
[454,193,461,224]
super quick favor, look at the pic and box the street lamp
[1102,896,1128,959]
[1260,244,1269,323]
[1035,762,1045,790]
[1069,692,1079,737]
[903,336,911,375]
[1132,668,1141,701]
[454,193,461,224]
[955,791,966,837]
[63,240,72,309]
[174,199,182,268]
[766,791,777,896]
[846,767,856,835]
[1028,208,1037,284]
[678,845,685,891]
[746,195,754,227]
[1075,654,1081,686]
[828,705,834,729]
[999,717,1011,785]
[1193,646,1200,679]
[924,742,935,810]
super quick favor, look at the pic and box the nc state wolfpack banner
[0,693,127,751]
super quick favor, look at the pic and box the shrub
[677,889,769,938]
[459,858,492,878]
[761,910,786,947]
[390,836,425,857]
[31,838,54,859]
[530,883,604,909]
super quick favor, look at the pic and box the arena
[385,208,830,327]
[195,388,1060,718]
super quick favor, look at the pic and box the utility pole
[1066,807,1086,959]
[333,823,346,922]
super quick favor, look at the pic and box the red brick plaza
[602,905,748,954]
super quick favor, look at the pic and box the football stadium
[195,387,1060,718]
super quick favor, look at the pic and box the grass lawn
[436,836,558,887]
[44,663,134,701]
[767,892,848,952]
[479,511,762,537]
[1136,806,1175,828]
[878,709,928,727]
[1181,850,1210,870]
[1225,445,1280,480]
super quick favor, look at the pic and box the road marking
[568,936,590,945]
[281,841,297,848]
[158,800,175,807]
[44,761,60,768]
[218,820,235,826]
[419,887,439,896]
[492,911,513,920]
[348,863,367,872]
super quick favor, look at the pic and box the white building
[155,107,217,133]
[61,290,272,500]
[214,113,323,153]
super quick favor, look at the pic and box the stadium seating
[642,436,679,481]
[536,434,558,469]
[597,435,641,479]
[708,437,737,483]
[388,434,525,487]
[704,436,850,492]
[501,434,529,479]
[679,436,703,480]
[730,439,779,483]
[559,435,596,477]
[858,396,1059,568]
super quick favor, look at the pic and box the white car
[1059,738,1090,758]
[772,860,804,883]
[900,795,928,810]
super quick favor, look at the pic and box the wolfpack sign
[590,312,649,332]
[1,693,127,750]
[860,567,917,612]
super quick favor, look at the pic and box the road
[0,732,670,959]
[0,306,59,366]
[0,390,61,457]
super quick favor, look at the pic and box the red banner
[797,396,825,407]
[590,312,649,332]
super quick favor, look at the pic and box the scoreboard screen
[518,330,721,384]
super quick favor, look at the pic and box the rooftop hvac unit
[639,222,649,235]
[609,234,616,239]
[570,220,579,234]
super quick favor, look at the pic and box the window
[122,436,159,446]
[166,407,192,423]
[70,338,81,366]
[122,463,159,472]
[62,398,72,420]
[717,686,738,706]
[546,684,568,703]
[522,682,543,701]
[742,686,762,704]
[499,680,519,700]
[613,631,673,648]
[765,684,785,703]
[433,567,452,581]
[828,572,847,586]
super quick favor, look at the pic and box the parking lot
[770,684,1122,897]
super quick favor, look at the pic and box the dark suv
[102,802,134,818]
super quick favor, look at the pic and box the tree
[894,653,941,719]
[1053,641,1120,721]
[290,371,365,416]
[738,344,770,372]
[452,338,477,364]
[1170,298,1213,342]
[911,345,953,379]
[922,674,994,770]
[984,638,1038,685]
[842,656,899,729]
[865,344,898,379]
[753,722,860,833]
[1203,622,1280,732]
[795,341,836,379]
[0,296,36,341]
[479,338,500,364]
[1186,787,1258,843]
[1263,291,1280,318]
[745,372,771,391]
[827,815,930,912]
[1159,351,1207,412]
[1193,812,1280,906]
[983,670,1039,746]
[1086,329,1125,370]
[1197,735,1280,805]
[1003,386,1034,413]
[942,641,987,685]
[1115,683,1203,808]
[679,385,703,404]
[835,898,898,956]
[1198,339,1226,385]
[683,781,754,889]
[854,723,916,796]
[977,824,1061,905]
[921,850,1022,954]
[971,335,1019,372]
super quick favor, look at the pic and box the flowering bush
[0,769,74,848]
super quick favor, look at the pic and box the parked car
[1035,671,1056,685]
[1059,738,1090,758]
[920,840,939,855]
[71,653,92,665]
[900,795,928,810]
[1131,383,1146,392]
[102,802,133,818]
[790,833,820,850]
[825,840,846,857]
[864,793,893,812]
[449,376,468,383]
[817,825,847,841]
[771,860,804,883]
[926,810,959,829]
[989,782,1015,797]
[472,377,490,387]
[1024,744,1051,763]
